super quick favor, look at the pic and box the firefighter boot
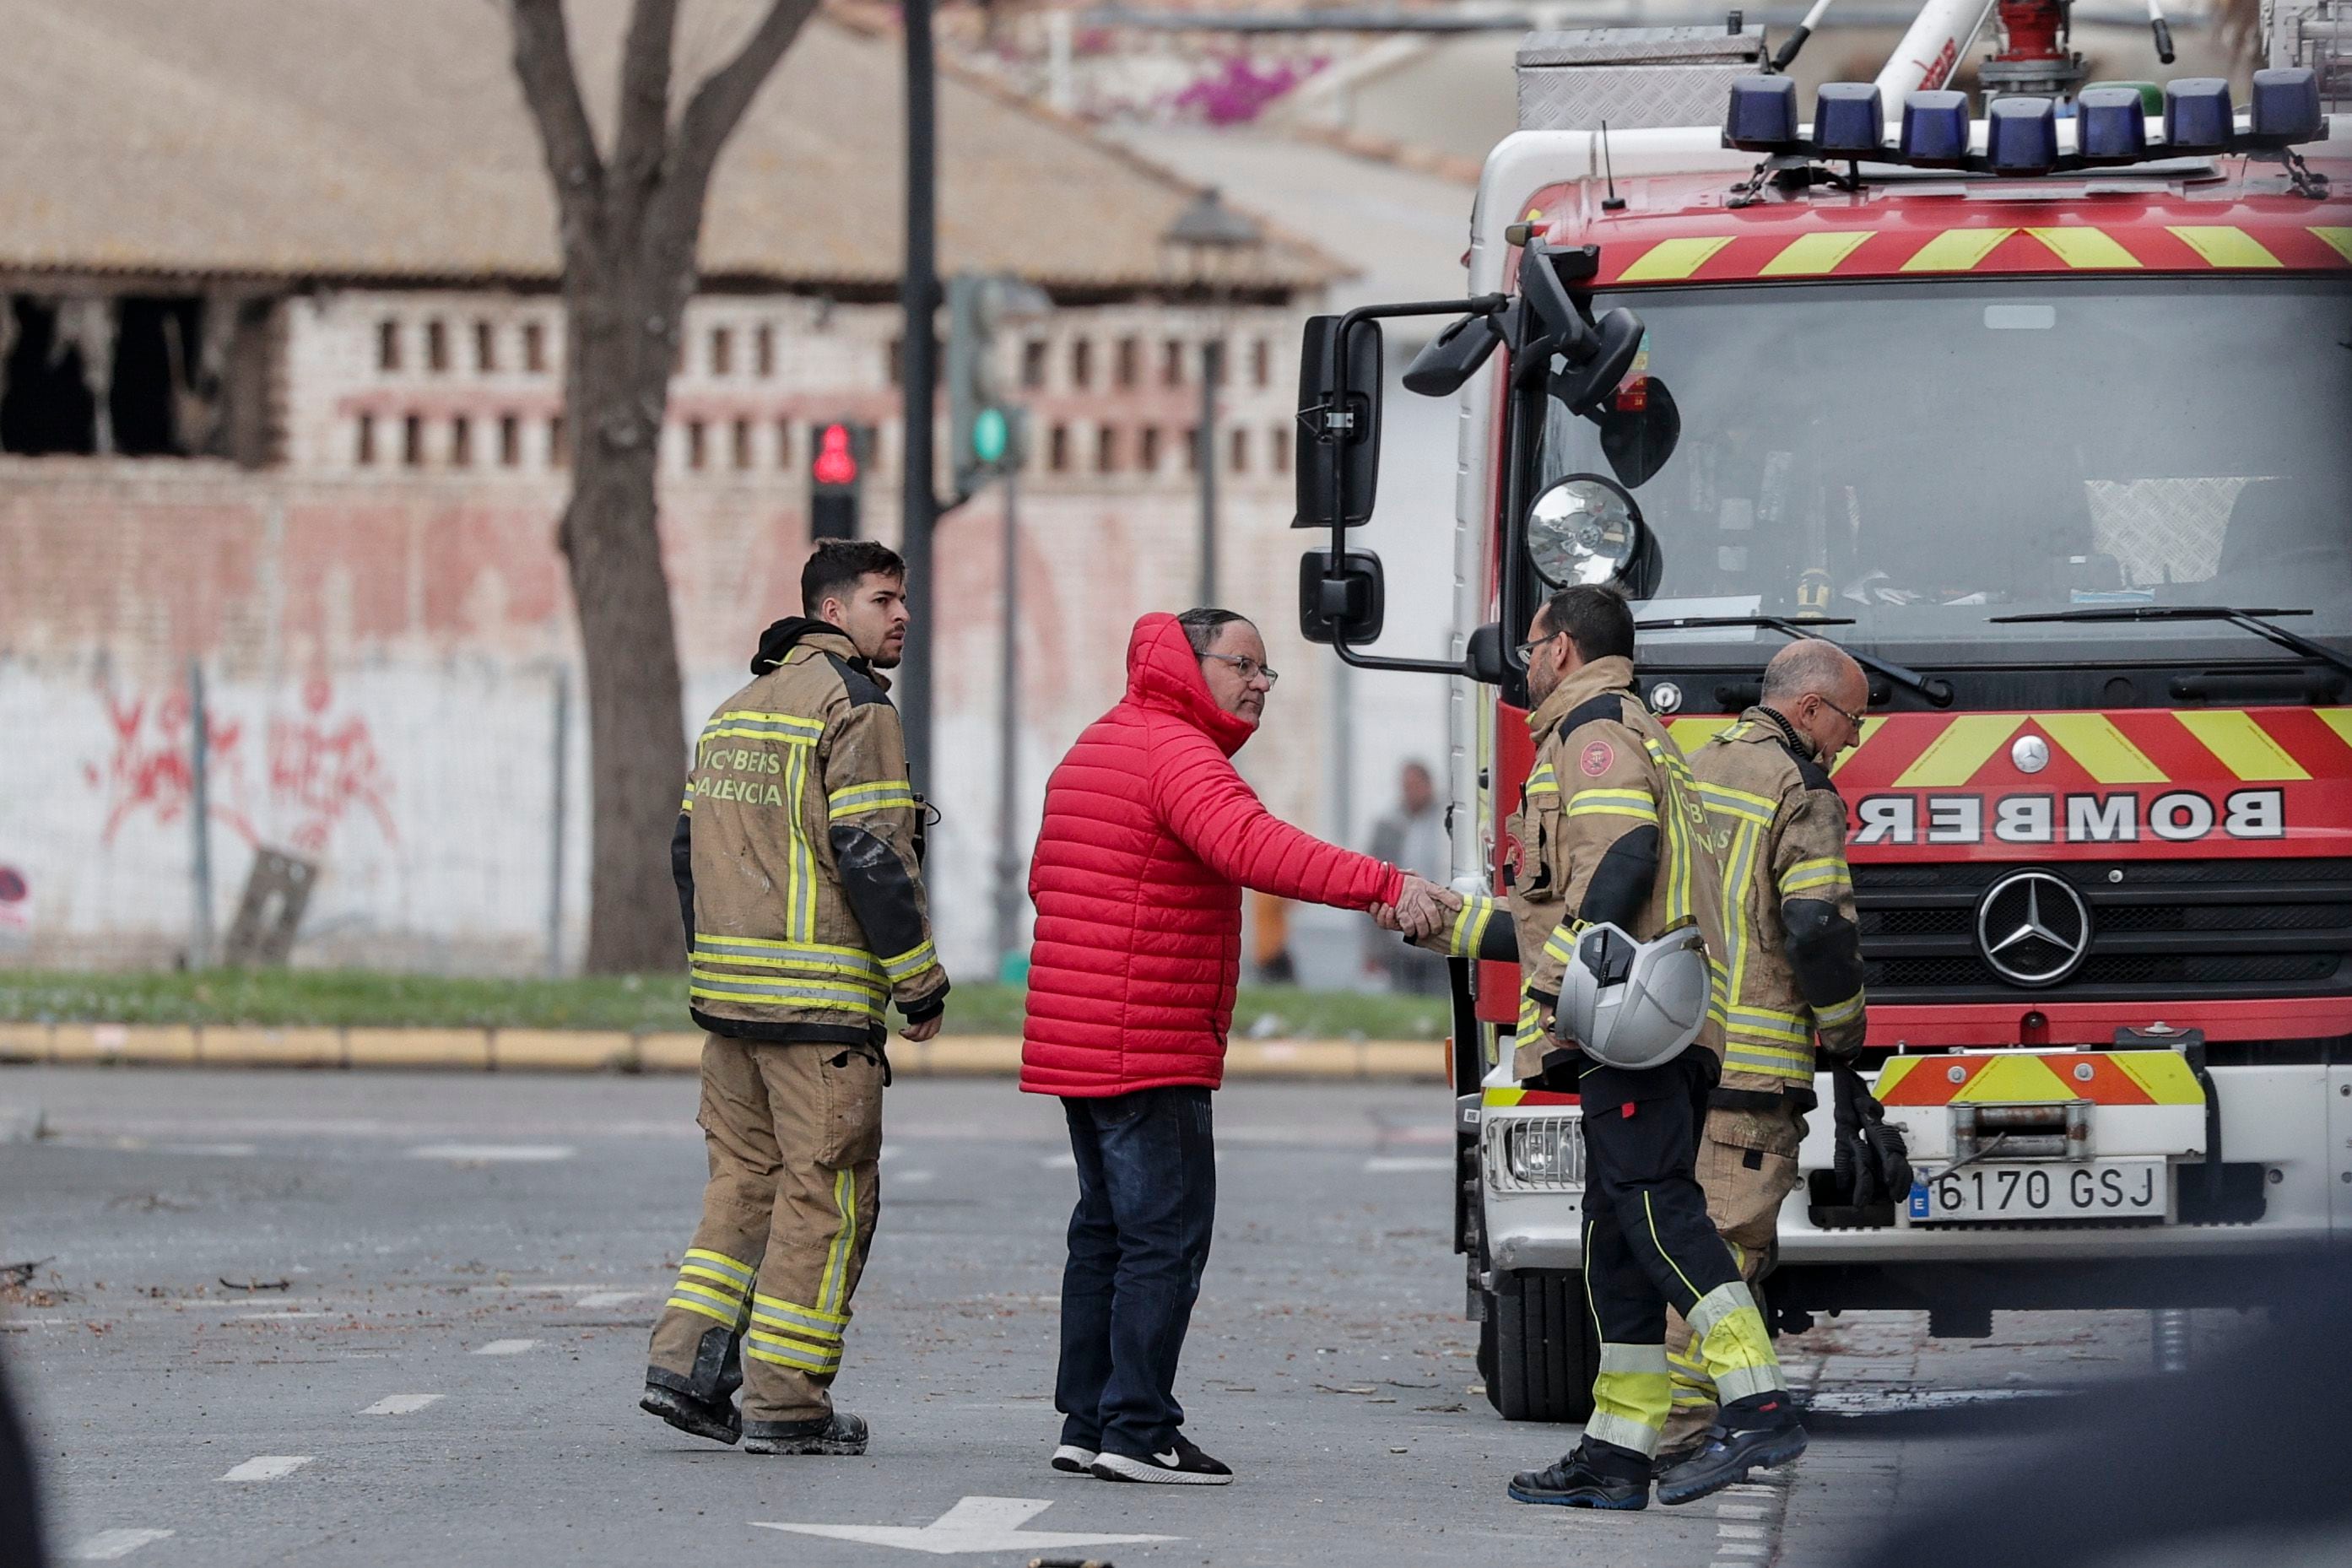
[1507,1441,1652,1510]
[641,1377,740,1446]
[743,1411,870,1457]
[1654,1396,1808,1506]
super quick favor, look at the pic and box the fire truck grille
[1853,857,2352,1003]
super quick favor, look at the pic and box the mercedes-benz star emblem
[2012,735,2050,774]
[1976,868,2093,987]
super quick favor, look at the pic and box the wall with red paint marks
[0,288,1333,976]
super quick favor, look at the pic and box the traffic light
[947,273,1049,501]
[808,419,873,540]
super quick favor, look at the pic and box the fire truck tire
[1477,1300,1501,1414]
[1491,1269,1597,1424]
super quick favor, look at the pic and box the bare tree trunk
[509,0,819,973]
[561,278,687,971]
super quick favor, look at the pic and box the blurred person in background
[641,540,947,1458]
[1247,891,1296,984]
[1021,608,1449,1485]
[1365,760,1450,995]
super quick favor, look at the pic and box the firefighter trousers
[646,1034,884,1425]
[1576,1054,1788,1465]
[1662,1101,1807,1450]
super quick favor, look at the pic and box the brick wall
[0,285,1331,977]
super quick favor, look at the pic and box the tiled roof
[0,0,1338,293]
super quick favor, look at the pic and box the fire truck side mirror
[1294,315,1383,529]
[1554,308,1646,418]
[1463,621,1511,688]
[1403,308,1506,397]
[1297,549,1387,645]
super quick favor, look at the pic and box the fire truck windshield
[1534,276,2352,668]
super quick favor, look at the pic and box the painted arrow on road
[754,1495,1178,1556]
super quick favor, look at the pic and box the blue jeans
[1055,1086,1216,1457]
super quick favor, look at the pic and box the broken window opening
[523,322,548,374]
[0,293,264,462]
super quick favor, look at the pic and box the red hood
[1124,613,1257,759]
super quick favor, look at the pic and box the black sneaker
[1655,1416,1807,1506]
[1052,1444,1097,1474]
[742,1411,870,1456]
[640,1380,739,1446]
[1506,1446,1650,1510]
[1090,1436,1233,1486]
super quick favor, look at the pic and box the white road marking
[221,1455,312,1482]
[572,1290,644,1310]
[1039,1153,1077,1171]
[68,1528,175,1560]
[407,1144,575,1162]
[1717,1504,1769,1519]
[473,1338,538,1356]
[163,1143,257,1157]
[1363,1156,1454,1173]
[893,1169,938,1187]
[360,1393,444,1415]
[1718,1523,1766,1538]
[754,1495,1177,1555]
[1712,1545,1767,1558]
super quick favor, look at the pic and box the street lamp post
[1161,190,1264,610]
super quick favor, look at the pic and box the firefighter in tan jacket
[641,540,947,1457]
[1425,587,1801,1509]
[1662,639,1871,1457]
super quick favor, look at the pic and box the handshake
[1370,874,1463,941]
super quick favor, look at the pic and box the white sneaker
[1051,1444,1097,1474]
[1090,1436,1234,1486]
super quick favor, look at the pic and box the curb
[0,1021,1446,1082]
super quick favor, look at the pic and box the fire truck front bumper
[1479,1059,2352,1296]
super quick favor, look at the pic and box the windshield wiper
[1987,605,2352,681]
[1633,614,1956,707]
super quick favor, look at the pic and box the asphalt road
[0,1068,2219,1567]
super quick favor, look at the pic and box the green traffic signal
[972,407,1009,466]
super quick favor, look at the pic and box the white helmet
[1557,922,1712,1071]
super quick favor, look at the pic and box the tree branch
[670,0,822,190]
[508,0,608,249]
[612,0,682,230]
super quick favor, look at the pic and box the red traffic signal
[813,422,860,488]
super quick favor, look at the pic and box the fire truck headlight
[1527,473,1649,592]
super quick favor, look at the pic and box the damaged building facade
[0,0,1336,976]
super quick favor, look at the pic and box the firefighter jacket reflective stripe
[1500,657,1729,1081]
[673,619,947,1046]
[1689,707,1868,1093]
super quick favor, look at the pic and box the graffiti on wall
[85,676,396,854]
[268,677,397,853]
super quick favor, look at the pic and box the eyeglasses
[1815,695,1868,729]
[1202,652,1280,688]
[1515,630,1565,663]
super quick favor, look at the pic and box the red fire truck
[1294,3,2352,1419]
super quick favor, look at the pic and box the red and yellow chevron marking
[1686,706,2346,784]
[1484,1086,1579,1108]
[1830,705,2352,783]
[1593,222,2352,285]
[1874,1050,2204,1106]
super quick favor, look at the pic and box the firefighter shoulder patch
[1580,739,1616,777]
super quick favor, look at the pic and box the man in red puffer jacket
[1022,608,1451,1486]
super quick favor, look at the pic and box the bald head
[1760,641,1870,763]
